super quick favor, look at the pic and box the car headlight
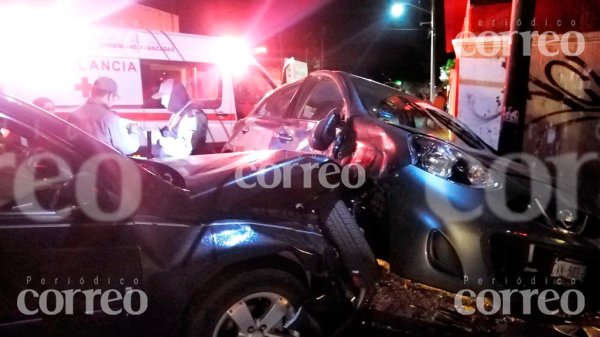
[408,135,500,189]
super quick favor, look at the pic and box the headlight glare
[409,135,500,189]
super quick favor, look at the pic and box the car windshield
[351,76,493,152]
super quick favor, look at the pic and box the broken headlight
[408,134,500,189]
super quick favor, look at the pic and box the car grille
[507,195,600,238]
[489,234,600,314]
[537,205,600,238]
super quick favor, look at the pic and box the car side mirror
[310,109,341,151]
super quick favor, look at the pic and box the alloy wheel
[213,292,299,337]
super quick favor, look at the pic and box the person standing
[432,90,448,111]
[151,79,208,158]
[69,77,140,155]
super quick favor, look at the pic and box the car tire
[322,200,379,291]
[184,269,308,337]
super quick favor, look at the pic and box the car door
[227,81,301,151]
[0,114,144,336]
[272,74,345,152]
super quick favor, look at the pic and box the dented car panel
[0,94,358,337]
[225,70,600,318]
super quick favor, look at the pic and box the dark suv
[0,94,376,337]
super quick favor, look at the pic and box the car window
[0,117,78,217]
[141,60,222,109]
[375,95,448,136]
[351,76,488,150]
[253,82,300,119]
[291,77,344,121]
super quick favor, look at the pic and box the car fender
[149,220,337,304]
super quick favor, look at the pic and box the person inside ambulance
[69,77,140,155]
[151,79,208,158]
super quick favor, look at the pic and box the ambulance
[0,26,276,150]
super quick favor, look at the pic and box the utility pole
[497,0,537,154]
[429,0,436,102]
[390,1,436,101]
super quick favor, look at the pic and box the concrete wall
[452,34,509,150]
[524,32,600,157]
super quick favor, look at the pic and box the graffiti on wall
[524,31,600,159]
[524,36,600,207]
[529,55,600,124]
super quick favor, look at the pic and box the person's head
[152,79,190,112]
[32,97,55,112]
[90,77,119,107]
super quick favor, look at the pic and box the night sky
[142,0,449,85]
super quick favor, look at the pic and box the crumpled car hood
[154,150,284,192]
[148,151,338,222]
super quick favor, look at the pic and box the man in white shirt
[152,79,208,158]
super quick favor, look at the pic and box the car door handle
[278,130,293,142]
[241,126,250,134]
[216,111,228,118]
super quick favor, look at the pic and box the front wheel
[322,200,378,290]
[185,269,308,337]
